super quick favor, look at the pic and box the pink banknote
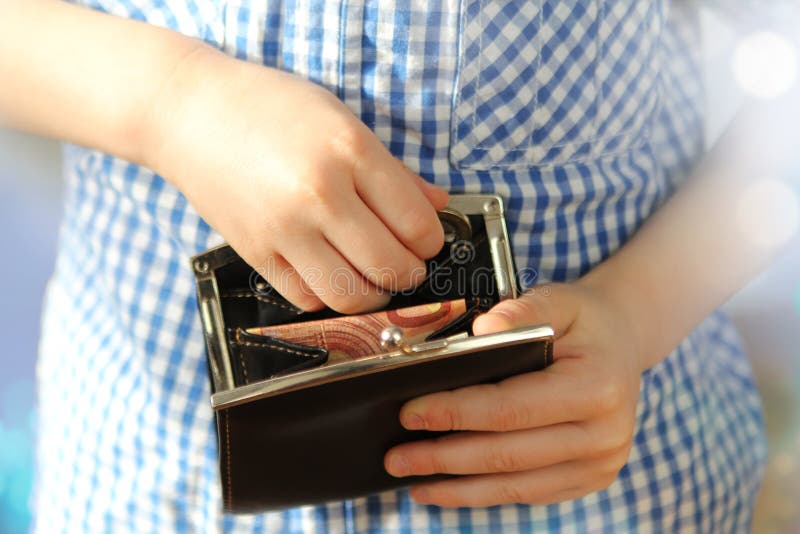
[246,299,467,362]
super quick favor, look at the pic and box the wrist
[576,261,658,372]
[139,37,232,188]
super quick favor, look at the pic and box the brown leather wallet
[191,194,554,513]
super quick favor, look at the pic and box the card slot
[228,328,328,385]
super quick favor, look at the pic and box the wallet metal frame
[191,194,521,406]
[210,325,553,409]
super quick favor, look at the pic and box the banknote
[246,299,467,363]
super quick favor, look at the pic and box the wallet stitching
[544,337,552,365]
[252,293,303,313]
[224,411,233,509]
[220,290,303,313]
[232,338,317,359]
[239,353,250,384]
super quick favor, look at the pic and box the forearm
[0,0,210,166]
[581,87,800,369]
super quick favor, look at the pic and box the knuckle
[497,483,527,504]
[366,261,420,292]
[362,265,397,292]
[427,452,450,475]
[611,441,634,466]
[592,381,625,414]
[444,406,463,431]
[576,418,635,459]
[428,395,463,431]
[607,422,635,453]
[301,167,339,204]
[583,419,633,456]
[484,446,523,473]
[390,267,414,291]
[399,259,427,288]
[597,431,629,454]
[402,209,443,254]
[488,396,526,431]
[328,121,371,164]
[563,423,593,457]
[401,212,433,242]
[594,455,626,486]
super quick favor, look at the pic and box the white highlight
[732,32,798,99]
[737,179,800,249]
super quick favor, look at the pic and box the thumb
[472,285,574,337]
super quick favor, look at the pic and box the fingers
[322,198,428,291]
[385,423,596,477]
[407,456,625,508]
[387,416,633,478]
[304,123,447,291]
[254,252,325,312]
[398,359,612,432]
[351,143,446,260]
[279,234,390,313]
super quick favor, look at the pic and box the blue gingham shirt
[36,0,767,532]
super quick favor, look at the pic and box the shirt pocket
[449,0,663,170]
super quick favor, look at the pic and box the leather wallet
[191,194,554,513]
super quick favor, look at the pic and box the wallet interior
[192,194,518,395]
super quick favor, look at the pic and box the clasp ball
[380,326,406,350]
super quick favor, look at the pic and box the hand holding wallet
[191,194,554,512]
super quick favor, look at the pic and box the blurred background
[0,128,60,533]
[1,5,799,534]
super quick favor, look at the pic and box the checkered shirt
[35,0,767,532]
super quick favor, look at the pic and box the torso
[35,1,765,532]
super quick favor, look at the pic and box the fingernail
[402,413,426,430]
[388,454,410,477]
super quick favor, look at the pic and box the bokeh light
[736,178,800,249]
[732,31,798,99]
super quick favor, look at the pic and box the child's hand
[147,48,448,313]
[384,282,644,507]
